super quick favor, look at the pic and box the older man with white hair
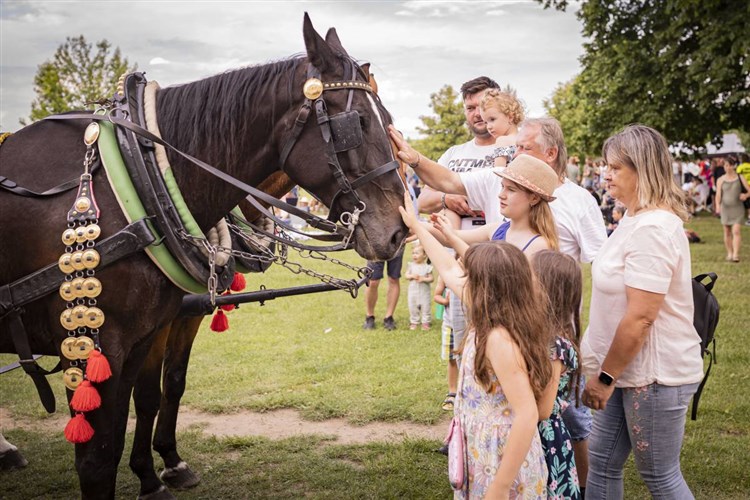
[389,116,606,495]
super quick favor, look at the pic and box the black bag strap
[0,162,101,198]
[691,344,714,421]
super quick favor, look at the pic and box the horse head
[276,14,408,261]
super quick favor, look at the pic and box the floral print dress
[455,331,548,499]
[538,337,581,499]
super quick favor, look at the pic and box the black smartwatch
[598,371,615,386]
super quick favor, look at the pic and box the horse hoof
[137,485,176,500]
[0,449,29,470]
[160,461,200,490]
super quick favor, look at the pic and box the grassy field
[0,212,748,498]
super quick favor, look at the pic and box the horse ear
[324,28,349,57]
[360,63,371,78]
[303,13,334,71]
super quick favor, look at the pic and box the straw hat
[493,154,558,202]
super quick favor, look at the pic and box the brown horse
[0,14,406,499]
[129,172,294,499]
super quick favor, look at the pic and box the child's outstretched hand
[398,191,419,230]
[431,211,457,240]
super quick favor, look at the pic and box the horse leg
[153,316,203,489]
[130,324,174,498]
[0,432,28,470]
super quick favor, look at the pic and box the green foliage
[539,0,750,152]
[25,35,135,124]
[543,76,599,158]
[410,84,472,160]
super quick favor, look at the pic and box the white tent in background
[706,133,746,156]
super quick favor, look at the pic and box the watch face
[599,371,614,386]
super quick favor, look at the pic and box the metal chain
[177,222,371,297]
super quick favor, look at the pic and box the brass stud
[63,367,84,390]
[59,253,75,274]
[70,277,86,298]
[303,78,323,100]
[75,197,91,213]
[82,277,102,298]
[81,249,100,270]
[84,307,105,329]
[61,337,78,361]
[74,336,95,360]
[71,251,85,271]
[60,309,76,330]
[75,226,88,243]
[83,122,100,146]
[84,224,101,241]
[62,229,77,246]
[59,281,75,301]
[71,305,88,327]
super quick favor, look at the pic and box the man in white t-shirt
[417,76,500,229]
[389,116,606,491]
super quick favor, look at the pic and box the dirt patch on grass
[0,407,450,445]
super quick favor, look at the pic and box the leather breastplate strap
[0,218,156,413]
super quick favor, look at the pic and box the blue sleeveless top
[491,221,541,252]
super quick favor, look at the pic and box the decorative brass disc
[303,78,323,100]
[82,277,102,298]
[59,281,75,301]
[63,367,84,390]
[71,305,88,327]
[62,229,77,246]
[84,122,100,146]
[60,309,76,330]
[81,249,100,269]
[75,197,91,213]
[70,277,86,298]
[75,226,88,243]
[59,253,74,274]
[74,336,95,360]
[84,307,105,329]
[84,224,101,241]
[71,251,85,271]
[61,337,78,360]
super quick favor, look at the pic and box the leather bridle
[278,58,401,227]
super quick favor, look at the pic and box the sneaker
[363,316,375,330]
[421,323,430,331]
[409,323,418,330]
[383,316,396,331]
[436,443,449,456]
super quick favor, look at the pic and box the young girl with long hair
[431,154,560,259]
[532,250,584,499]
[400,193,551,499]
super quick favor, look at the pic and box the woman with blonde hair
[581,124,704,499]
[715,154,750,262]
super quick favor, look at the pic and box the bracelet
[441,193,447,211]
[408,153,421,169]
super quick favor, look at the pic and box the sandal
[441,393,456,411]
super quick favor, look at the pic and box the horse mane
[156,55,304,168]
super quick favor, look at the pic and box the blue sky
[0,0,584,137]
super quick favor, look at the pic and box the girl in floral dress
[532,250,583,499]
[400,191,550,500]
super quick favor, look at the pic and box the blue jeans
[587,382,699,500]
[562,375,593,441]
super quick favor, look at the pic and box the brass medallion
[61,337,78,360]
[303,78,323,100]
[63,367,84,390]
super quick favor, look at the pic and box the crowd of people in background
[276,74,743,499]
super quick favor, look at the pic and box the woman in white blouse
[580,125,704,499]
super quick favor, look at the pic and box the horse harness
[0,60,401,412]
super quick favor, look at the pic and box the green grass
[1,212,748,498]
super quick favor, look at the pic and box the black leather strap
[0,161,101,198]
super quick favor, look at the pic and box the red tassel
[230,272,246,292]
[64,413,94,443]
[86,350,112,383]
[70,380,101,412]
[220,291,236,311]
[210,309,229,332]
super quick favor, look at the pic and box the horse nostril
[390,229,405,248]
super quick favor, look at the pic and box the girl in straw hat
[429,154,559,259]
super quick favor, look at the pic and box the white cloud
[149,57,170,66]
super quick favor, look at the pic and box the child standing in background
[434,275,456,411]
[405,244,434,330]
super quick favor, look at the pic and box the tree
[410,85,472,160]
[543,76,599,158]
[538,0,750,151]
[25,35,136,124]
